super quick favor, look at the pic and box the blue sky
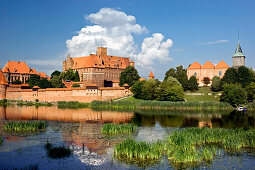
[0,0,254,80]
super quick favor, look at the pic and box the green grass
[57,101,90,109]
[4,121,46,132]
[119,96,143,102]
[185,94,220,102]
[101,123,137,134]
[186,86,218,94]
[16,100,53,107]
[114,127,255,166]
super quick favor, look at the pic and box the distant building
[63,47,135,87]
[2,61,49,84]
[233,41,245,68]
[148,71,155,79]
[187,61,230,86]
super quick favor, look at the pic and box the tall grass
[57,101,90,109]
[114,127,255,166]
[4,121,46,132]
[91,100,233,111]
[101,123,137,134]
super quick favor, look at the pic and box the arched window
[194,72,197,76]
[219,71,222,76]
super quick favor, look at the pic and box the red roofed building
[187,60,229,86]
[63,47,135,87]
[148,71,155,79]
[2,61,49,84]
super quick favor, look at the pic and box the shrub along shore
[114,127,255,166]
[4,121,46,132]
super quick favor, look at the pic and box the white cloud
[202,40,229,45]
[135,33,173,67]
[66,8,173,68]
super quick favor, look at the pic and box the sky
[0,0,254,80]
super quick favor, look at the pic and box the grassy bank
[91,100,234,111]
[57,101,90,109]
[101,123,137,135]
[114,127,255,166]
[4,121,46,132]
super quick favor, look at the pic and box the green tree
[51,70,61,78]
[202,77,210,86]
[38,78,53,89]
[141,79,157,100]
[211,76,222,92]
[238,66,253,88]
[72,83,80,87]
[245,82,255,101]
[221,67,239,85]
[131,80,145,99]
[27,74,41,88]
[157,76,184,101]
[119,66,140,87]
[74,71,80,82]
[12,79,22,85]
[64,68,75,81]
[188,76,199,91]
[164,66,188,91]
[50,75,64,88]
[220,84,247,107]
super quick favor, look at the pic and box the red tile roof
[3,61,31,74]
[0,69,8,85]
[149,71,155,78]
[201,61,215,69]
[215,60,230,68]
[187,61,202,70]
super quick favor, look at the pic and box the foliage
[12,79,22,84]
[220,84,247,107]
[202,77,210,86]
[38,78,53,89]
[50,75,64,88]
[57,101,90,109]
[119,66,140,87]
[64,68,75,81]
[27,74,41,88]
[245,82,255,101]
[101,123,137,134]
[51,70,61,78]
[238,66,253,88]
[157,76,184,101]
[141,79,158,100]
[4,121,46,132]
[131,80,145,99]
[211,76,222,92]
[221,67,239,85]
[188,76,198,91]
[74,71,80,82]
[114,128,255,166]
[72,83,80,87]
[164,66,189,91]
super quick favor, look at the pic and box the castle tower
[130,60,135,67]
[96,47,107,56]
[148,71,155,79]
[0,68,8,99]
[233,40,245,69]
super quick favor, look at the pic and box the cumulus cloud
[202,40,229,45]
[66,8,173,68]
[134,33,173,67]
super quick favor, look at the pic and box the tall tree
[64,68,75,81]
[211,76,222,92]
[141,79,158,100]
[28,74,41,88]
[188,76,199,91]
[238,66,253,88]
[202,77,210,86]
[74,71,80,82]
[131,80,145,99]
[221,67,239,85]
[51,70,61,78]
[119,66,140,87]
[38,78,53,89]
[245,82,255,101]
[50,75,64,88]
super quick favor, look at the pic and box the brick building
[2,61,49,84]
[63,47,135,87]
[187,60,230,86]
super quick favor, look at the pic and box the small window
[194,72,197,76]
[219,71,222,76]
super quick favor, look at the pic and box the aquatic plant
[57,101,90,109]
[4,121,46,132]
[101,123,137,134]
[114,127,255,166]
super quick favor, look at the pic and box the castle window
[194,72,197,76]
[219,71,222,76]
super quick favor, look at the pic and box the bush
[72,83,80,87]
[188,76,198,91]
[131,80,145,99]
[246,82,255,101]
[211,76,222,92]
[141,79,158,100]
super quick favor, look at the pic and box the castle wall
[5,86,131,103]
[0,85,6,99]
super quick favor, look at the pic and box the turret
[233,40,245,69]
[130,60,135,67]
[96,47,107,56]
[0,68,8,99]
[148,71,155,79]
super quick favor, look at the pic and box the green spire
[233,40,245,58]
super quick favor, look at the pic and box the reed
[4,121,46,132]
[114,127,255,166]
[57,101,90,109]
[101,123,137,134]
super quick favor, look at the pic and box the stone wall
[5,86,131,103]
